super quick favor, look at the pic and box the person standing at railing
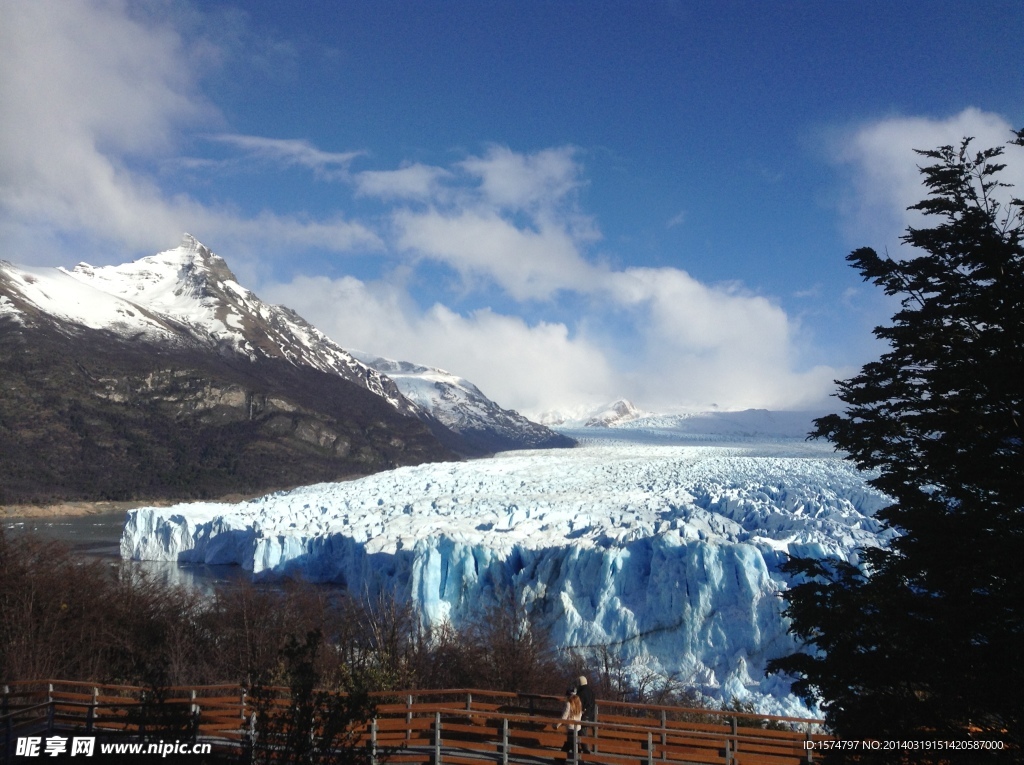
[556,688,583,754]
[576,676,596,753]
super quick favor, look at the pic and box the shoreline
[1,476,372,520]
[0,494,256,520]
[0,480,362,520]
[0,500,170,520]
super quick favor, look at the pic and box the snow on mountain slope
[122,428,891,714]
[0,261,181,338]
[537,399,646,427]
[352,352,574,451]
[584,399,645,427]
[0,235,414,414]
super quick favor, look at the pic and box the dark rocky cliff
[0,318,457,504]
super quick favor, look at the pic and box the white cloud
[355,164,452,200]
[458,145,582,211]
[373,145,841,411]
[603,268,840,410]
[394,208,604,301]
[384,145,603,301]
[0,0,212,253]
[261,256,842,416]
[262,275,616,416]
[0,1,379,263]
[259,142,844,414]
[836,108,1023,249]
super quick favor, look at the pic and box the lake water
[2,513,253,592]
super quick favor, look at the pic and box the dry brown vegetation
[0,528,710,711]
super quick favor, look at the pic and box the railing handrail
[3,682,830,765]
[0,700,52,724]
[3,680,825,723]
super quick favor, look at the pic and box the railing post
[465,692,472,711]
[46,684,54,734]
[433,711,442,765]
[592,704,599,754]
[86,687,98,733]
[570,727,579,765]
[2,685,7,761]
[805,730,814,764]
[660,709,667,748]
[138,688,147,740]
[190,690,200,742]
[730,715,738,764]
[369,716,378,765]
[406,694,413,745]
[500,717,509,765]
[647,731,654,765]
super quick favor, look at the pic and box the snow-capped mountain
[1,234,413,416]
[0,236,467,503]
[123,425,890,716]
[614,409,824,440]
[538,398,646,428]
[352,352,574,452]
[539,403,823,443]
[584,398,645,427]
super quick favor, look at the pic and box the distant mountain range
[0,235,571,504]
[541,399,824,441]
[352,353,574,453]
[537,398,646,428]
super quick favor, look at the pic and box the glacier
[121,424,892,715]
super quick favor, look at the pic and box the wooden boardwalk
[2,681,830,764]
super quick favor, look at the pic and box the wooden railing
[2,681,831,764]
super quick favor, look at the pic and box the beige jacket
[559,694,583,731]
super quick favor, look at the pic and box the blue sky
[2,1,1023,416]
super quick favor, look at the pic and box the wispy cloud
[384,145,603,301]
[206,134,364,180]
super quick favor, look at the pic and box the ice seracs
[122,426,892,716]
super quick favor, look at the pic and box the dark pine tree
[768,131,1024,763]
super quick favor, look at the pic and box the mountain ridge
[0,235,573,503]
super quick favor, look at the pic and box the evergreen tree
[769,131,1024,761]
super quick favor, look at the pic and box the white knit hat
[578,676,588,686]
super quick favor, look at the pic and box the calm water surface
[3,513,253,592]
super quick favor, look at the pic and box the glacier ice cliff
[122,430,892,715]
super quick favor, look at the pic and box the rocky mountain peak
[175,233,240,293]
